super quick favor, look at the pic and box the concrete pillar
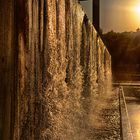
[93,0,100,31]
[0,0,14,140]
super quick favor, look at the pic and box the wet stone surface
[88,89,121,140]
[124,86,140,140]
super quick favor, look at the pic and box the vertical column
[0,0,14,140]
[93,0,100,32]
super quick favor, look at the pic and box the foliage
[102,30,140,80]
[103,30,140,66]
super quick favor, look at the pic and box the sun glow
[134,5,140,15]
[131,3,140,23]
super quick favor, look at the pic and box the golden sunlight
[130,2,140,23]
[134,5,140,15]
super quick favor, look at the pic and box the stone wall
[0,0,112,140]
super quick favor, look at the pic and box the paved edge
[119,86,133,140]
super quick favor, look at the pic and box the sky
[101,0,140,33]
[80,0,93,21]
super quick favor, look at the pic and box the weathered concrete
[0,0,112,140]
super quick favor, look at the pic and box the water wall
[0,0,112,140]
